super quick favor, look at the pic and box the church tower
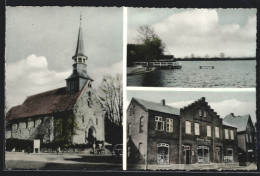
[66,15,93,93]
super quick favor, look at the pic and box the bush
[6,138,33,152]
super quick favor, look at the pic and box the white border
[122,6,127,171]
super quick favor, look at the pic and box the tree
[220,53,225,58]
[97,74,123,124]
[137,25,166,66]
[97,74,123,145]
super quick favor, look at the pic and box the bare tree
[97,74,123,123]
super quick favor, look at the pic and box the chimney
[161,99,165,106]
[230,113,234,117]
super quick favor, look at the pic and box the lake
[127,60,256,87]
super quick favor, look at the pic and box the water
[127,60,256,87]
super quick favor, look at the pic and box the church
[5,19,105,145]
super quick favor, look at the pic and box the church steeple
[73,14,88,62]
[66,15,93,93]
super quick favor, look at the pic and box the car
[113,144,123,157]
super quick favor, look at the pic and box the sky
[127,90,256,123]
[128,8,256,58]
[5,7,123,109]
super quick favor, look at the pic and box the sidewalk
[127,162,257,171]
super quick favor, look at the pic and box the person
[27,146,31,154]
[93,141,96,154]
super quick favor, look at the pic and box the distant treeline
[174,57,256,61]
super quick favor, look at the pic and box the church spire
[66,14,92,93]
[74,14,86,58]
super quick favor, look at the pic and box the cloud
[128,9,256,57]
[5,54,122,109]
[6,54,71,108]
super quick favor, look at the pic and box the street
[5,152,122,170]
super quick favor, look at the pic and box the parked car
[113,144,123,157]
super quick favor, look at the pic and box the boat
[134,59,182,69]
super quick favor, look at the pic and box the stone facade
[127,97,239,167]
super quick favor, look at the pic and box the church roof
[6,87,81,121]
[223,113,250,132]
[73,26,86,57]
[132,97,180,115]
[66,69,93,81]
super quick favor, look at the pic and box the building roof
[132,98,180,115]
[222,121,237,128]
[223,113,250,132]
[73,26,86,57]
[6,87,81,121]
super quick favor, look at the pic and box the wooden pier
[199,66,215,69]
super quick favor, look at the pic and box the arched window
[88,91,91,98]
[139,116,144,133]
[128,123,132,135]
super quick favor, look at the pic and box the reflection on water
[127,60,256,87]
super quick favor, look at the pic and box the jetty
[127,66,156,76]
[199,66,215,69]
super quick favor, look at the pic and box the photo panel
[126,89,257,170]
[5,6,123,170]
[126,8,256,88]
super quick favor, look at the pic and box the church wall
[72,81,105,144]
[7,116,54,143]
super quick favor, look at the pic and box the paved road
[5,152,122,170]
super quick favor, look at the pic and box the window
[155,116,164,131]
[249,134,252,143]
[88,91,91,98]
[25,120,28,129]
[246,134,249,142]
[33,119,36,128]
[129,107,132,116]
[88,83,92,87]
[128,123,132,135]
[194,123,200,135]
[96,118,98,125]
[199,110,202,116]
[225,129,229,139]
[215,127,219,138]
[132,104,135,115]
[185,121,191,134]
[230,130,234,140]
[207,125,211,137]
[204,111,207,117]
[166,118,173,132]
[82,116,84,123]
[139,116,144,133]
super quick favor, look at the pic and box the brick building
[5,22,105,145]
[127,97,238,167]
[223,113,256,163]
